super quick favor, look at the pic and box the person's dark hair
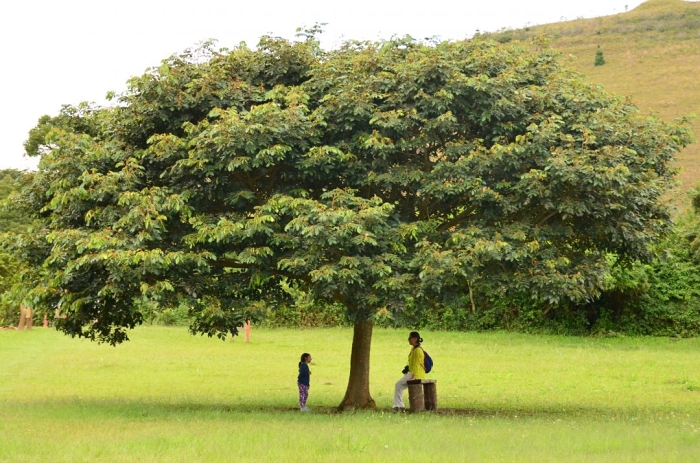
[409,331,423,344]
[299,352,311,366]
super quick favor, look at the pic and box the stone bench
[407,379,437,412]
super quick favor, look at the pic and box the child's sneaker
[300,407,311,412]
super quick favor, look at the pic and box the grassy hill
[483,0,700,209]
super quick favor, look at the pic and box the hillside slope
[484,0,700,208]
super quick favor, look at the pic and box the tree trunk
[467,281,476,314]
[17,304,32,330]
[338,321,376,411]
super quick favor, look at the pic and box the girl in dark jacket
[298,353,312,411]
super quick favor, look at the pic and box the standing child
[297,353,312,411]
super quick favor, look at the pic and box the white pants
[393,372,413,408]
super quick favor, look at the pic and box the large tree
[15,33,691,409]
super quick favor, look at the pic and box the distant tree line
[0,169,37,326]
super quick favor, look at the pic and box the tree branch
[212,258,312,284]
[467,280,476,314]
[211,258,252,269]
[437,206,477,230]
[536,211,557,226]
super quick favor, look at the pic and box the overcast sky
[0,0,645,170]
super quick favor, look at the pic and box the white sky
[0,0,645,171]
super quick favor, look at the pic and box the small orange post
[244,319,251,343]
[43,313,48,328]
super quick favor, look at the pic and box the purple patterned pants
[298,383,309,408]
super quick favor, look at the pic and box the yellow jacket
[408,346,426,379]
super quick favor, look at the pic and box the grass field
[1,326,700,462]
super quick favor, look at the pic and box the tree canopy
[14,33,692,408]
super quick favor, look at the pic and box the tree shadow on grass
[4,398,661,420]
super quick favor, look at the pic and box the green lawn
[1,326,699,462]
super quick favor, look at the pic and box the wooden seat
[407,379,437,412]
